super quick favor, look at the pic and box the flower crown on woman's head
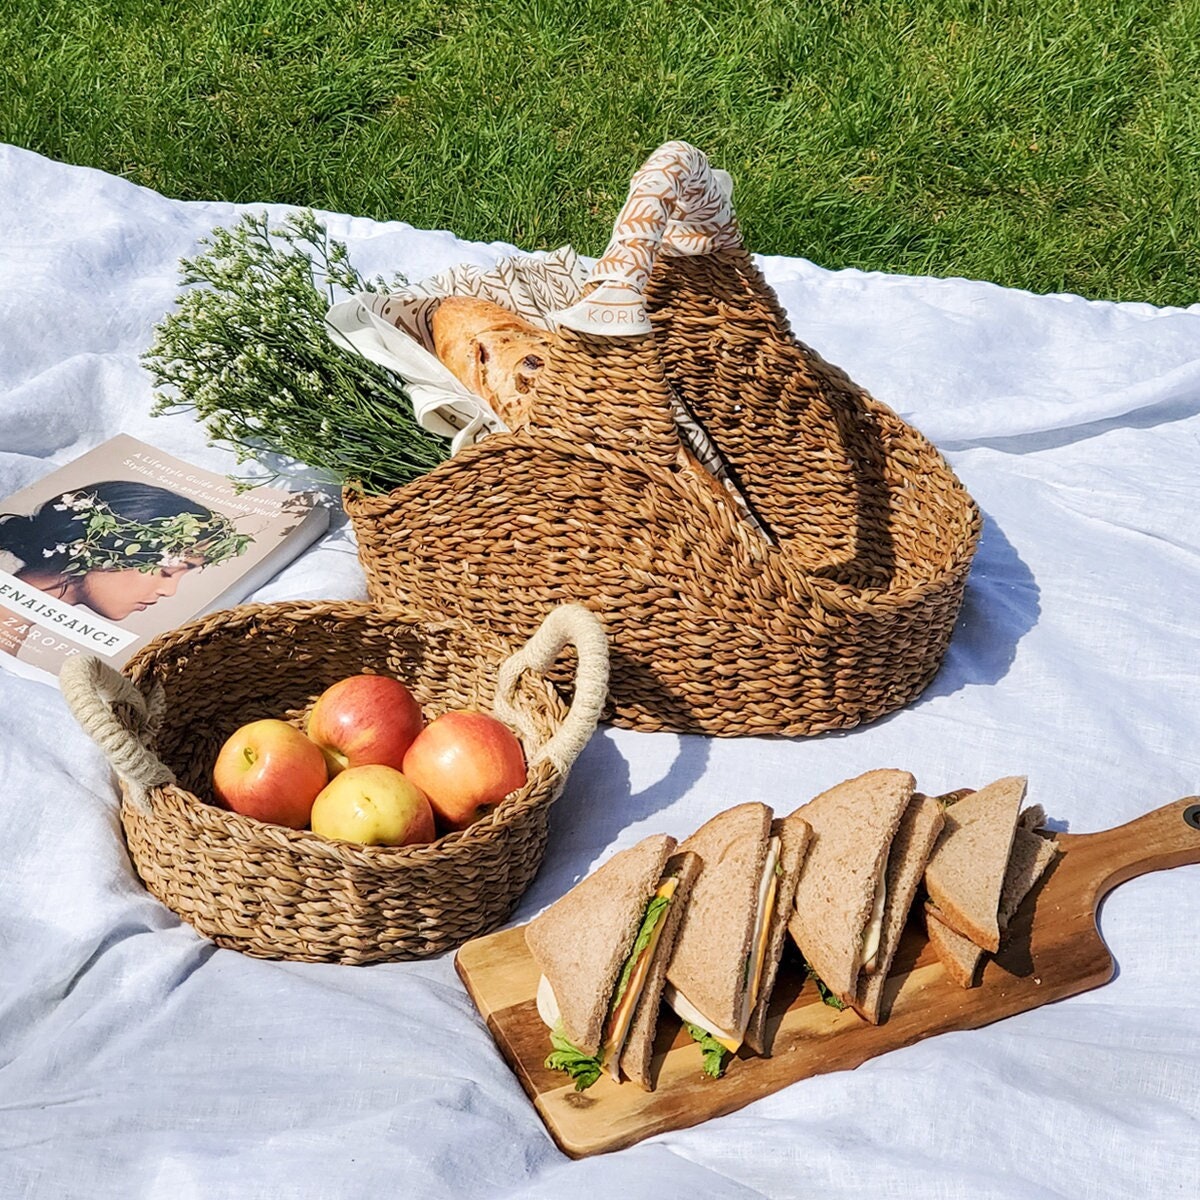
[50,492,252,576]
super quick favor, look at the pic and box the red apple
[309,764,436,846]
[306,673,424,777]
[212,718,329,829]
[401,710,528,831]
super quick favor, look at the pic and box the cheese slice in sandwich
[743,811,812,1054]
[922,775,1026,953]
[525,834,700,1091]
[663,803,810,1071]
[853,791,946,1024]
[786,768,917,1010]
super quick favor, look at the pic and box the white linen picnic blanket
[2,142,1199,1200]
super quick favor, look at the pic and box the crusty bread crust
[787,769,916,1006]
[525,834,675,1056]
[431,296,550,429]
[853,792,946,1024]
[744,813,812,1055]
[1017,803,1047,833]
[923,776,1026,952]
[666,803,773,1036]
[620,850,703,1090]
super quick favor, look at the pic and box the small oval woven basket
[60,600,609,964]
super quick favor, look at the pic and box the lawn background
[3,0,1198,306]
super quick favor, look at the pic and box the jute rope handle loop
[493,603,609,776]
[553,140,742,337]
[59,654,174,814]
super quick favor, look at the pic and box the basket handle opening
[493,603,609,775]
[59,654,174,814]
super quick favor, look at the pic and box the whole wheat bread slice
[853,792,946,1024]
[923,775,1026,952]
[525,833,676,1056]
[1018,803,1047,832]
[998,826,1059,927]
[786,768,916,1006]
[620,850,703,1090]
[743,812,813,1055]
[665,803,773,1037]
[926,910,982,987]
[928,825,1060,987]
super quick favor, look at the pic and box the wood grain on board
[455,796,1200,1158]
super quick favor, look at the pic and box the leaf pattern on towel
[364,245,587,349]
[588,140,742,294]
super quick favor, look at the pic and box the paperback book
[0,434,329,686]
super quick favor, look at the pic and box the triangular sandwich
[744,811,813,1055]
[526,833,699,1090]
[663,802,810,1074]
[928,817,1059,988]
[923,775,1026,953]
[786,768,917,1009]
[853,791,946,1024]
[614,849,702,1090]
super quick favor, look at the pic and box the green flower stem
[144,210,448,496]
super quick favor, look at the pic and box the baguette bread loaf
[431,296,551,429]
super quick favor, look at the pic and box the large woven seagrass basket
[345,142,982,737]
[60,600,608,964]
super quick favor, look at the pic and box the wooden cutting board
[455,796,1200,1158]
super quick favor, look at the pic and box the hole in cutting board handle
[1184,805,1200,831]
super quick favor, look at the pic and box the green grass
[3,0,1199,304]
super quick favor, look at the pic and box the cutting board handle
[1069,795,1200,910]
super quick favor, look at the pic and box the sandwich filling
[664,835,781,1054]
[539,874,680,1088]
[857,854,889,975]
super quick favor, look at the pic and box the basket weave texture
[76,601,598,964]
[346,239,981,737]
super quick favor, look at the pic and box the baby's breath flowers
[143,210,447,495]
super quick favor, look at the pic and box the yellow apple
[309,764,436,847]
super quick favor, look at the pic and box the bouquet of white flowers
[143,210,448,495]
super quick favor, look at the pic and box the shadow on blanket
[512,728,711,917]
[915,510,1039,703]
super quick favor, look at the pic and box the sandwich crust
[853,791,945,1024]
[525,833,676,1056]
[928,822,1059,988]
[923,776,1026,952]
[743,812,812,1055]
[926,910,981,988]
[620,850,703,1090]
[787,768,916,1006]
[998,825,1059,926]
[666,803,774,1037]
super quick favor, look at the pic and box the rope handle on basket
[492,604,609,776]
[553,140,742,337]
[59,654,174,815]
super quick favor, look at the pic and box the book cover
[0,434,330,687]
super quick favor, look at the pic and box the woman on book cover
[0,481,252,622]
